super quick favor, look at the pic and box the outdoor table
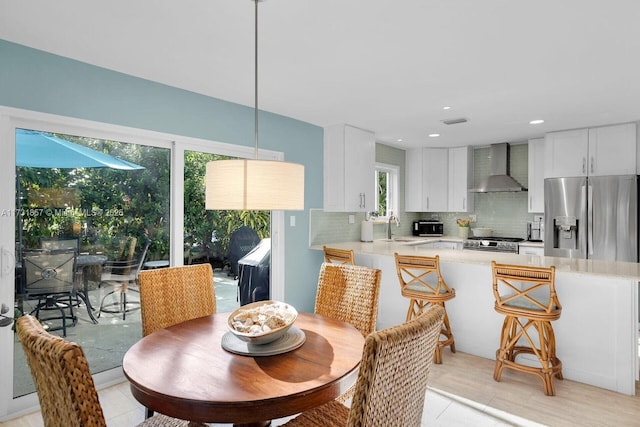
[123,312,364,426]
[142,260,169,269]
[75,254,107,323]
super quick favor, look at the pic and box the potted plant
[456,218,470,238]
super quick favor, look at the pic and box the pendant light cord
[254,0,259,160]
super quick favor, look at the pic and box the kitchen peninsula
[311,238,640,396]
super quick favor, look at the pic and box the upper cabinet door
[405,147,423,212]
[545,123,637,178]
[528,138,545,213]
[448,146,474,212]
[422,148,448,212]
[545,128,589,178]
[588,123,636,176]
[405,146,472,213]
[323,124,375,212]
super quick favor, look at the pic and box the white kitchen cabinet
[545,123,636,178]
[528,138,545,213]
[422,148,448,212]
[405,148,423,212]
[588,123,637,176]
[324,124,375,212]
[414,241,462,250]
[518,245,544,256]
[436,241,462,250]
[448,146,474,212]
[406,146,473,213]
[405,147,448,212]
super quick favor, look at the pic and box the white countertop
[312,237,640,280]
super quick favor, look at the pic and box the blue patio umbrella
[16,129,144,170]
[14,129,145,259]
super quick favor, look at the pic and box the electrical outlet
[290,216,296,227]
[469,214,477,222]
[348,215,355,224]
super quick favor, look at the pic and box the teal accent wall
[0,39,323,312]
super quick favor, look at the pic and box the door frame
[0,106,286,420]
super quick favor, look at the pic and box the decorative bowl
[227,300,298,345]
[472,228,493,237]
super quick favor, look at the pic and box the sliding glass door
[0,109,285,421]
[183,150,270,312]
[13,128,171,399]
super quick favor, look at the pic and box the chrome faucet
[387,212,400,240]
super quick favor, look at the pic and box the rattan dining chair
[323,246,355,265]
[492,261,563,396]
[282,305,445,426]
[138,263,216,337]
[314,262,381,404]
[138,263,217,419]
[15,315,203,427]
[314,262,381,338]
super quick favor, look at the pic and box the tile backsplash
[310,143,536,245]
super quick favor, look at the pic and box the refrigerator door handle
[587,184,594,256]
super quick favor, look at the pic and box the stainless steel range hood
[470,143,527,192]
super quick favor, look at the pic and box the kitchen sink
[378,237,431,243]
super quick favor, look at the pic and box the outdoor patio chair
[16,314,204,427]
[39,236,80,251]
[39,236,96,320]
[21,248,77,337]
[97,240,150,320]
[282,305,445,426]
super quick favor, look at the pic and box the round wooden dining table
[123,312,365,426]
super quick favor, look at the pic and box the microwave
[412,220,444,237]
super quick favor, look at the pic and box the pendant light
[205,0,304,211]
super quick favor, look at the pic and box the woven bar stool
[492,261,563,396]
[323,245,355,265]
[394,253,455,364]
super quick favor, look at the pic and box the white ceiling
[2,0,640,149]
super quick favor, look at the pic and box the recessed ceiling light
[397,139,403,142]
[443,106,452,110]
[429,133,440,138]
[529,119,544,125]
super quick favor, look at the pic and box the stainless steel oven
[462,237,523,253]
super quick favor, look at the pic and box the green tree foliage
[18,135,270,264]
[183,151,270,263]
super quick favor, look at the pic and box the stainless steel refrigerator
[544,175,638,262]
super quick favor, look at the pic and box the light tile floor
[12,267,241,398]
[1,380,543,426]
[1,267,549,426]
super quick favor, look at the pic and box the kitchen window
[375,163,398,219]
